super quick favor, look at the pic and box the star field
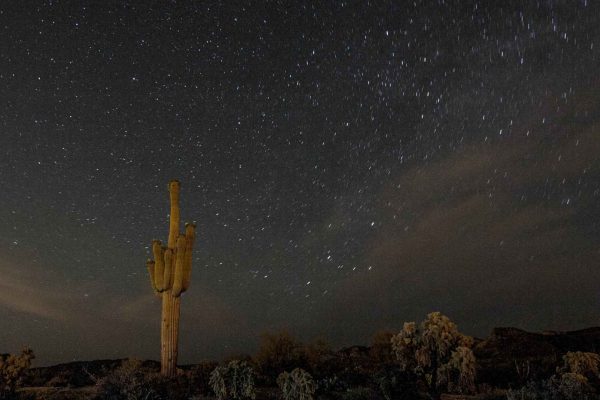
[0,1,599,365]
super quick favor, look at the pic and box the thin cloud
[0,260,70,321]
[319,90,600,341]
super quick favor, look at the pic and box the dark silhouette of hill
[475,327,600,387]
[23,326,600,391]
[25,359,161,388]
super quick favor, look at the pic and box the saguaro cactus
[146,180,196,376]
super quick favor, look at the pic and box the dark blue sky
[0,1,599,366]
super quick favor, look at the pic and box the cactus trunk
[161,293,181,376]
[146,180,196,377]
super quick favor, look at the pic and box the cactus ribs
[145,180,196,377]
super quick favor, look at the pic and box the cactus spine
[146,180,196,376]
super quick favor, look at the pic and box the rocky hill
[475,327,600,387]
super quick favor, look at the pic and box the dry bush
[391,322,419,372]
[439,346,477,394]
[554,351,600,398]
[209,360,256,400]
[0,347,34,399]
[185,361,218,396]
[370,331,396,365]
[255,331,305,379]
[391,312,477,396]
[507,352,600,400]
[507,377,598,400]
[556,372,594,399]
[560,352,600,379]
[92,358,162,400]
[302,339,335,380]
[277,368,316,400]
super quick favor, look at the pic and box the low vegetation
[92,358,162,400]
[209,360,256,400]
[391,312,477,397]
[507,351,600,400]
[8,313,600,399]
[0,348,34,399]
[277,368,316,400]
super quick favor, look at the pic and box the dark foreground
[8,326,600,400]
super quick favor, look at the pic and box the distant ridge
[21,326,600,389]
[477,326,600,387]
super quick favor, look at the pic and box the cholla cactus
[550,351,600,399]
[390,312,476,395]
[209,360,256,400]
[0,347,34,398]
[556,372,592,399]
[420,312,460,363]
[277,368,316,400]
[390,322,419,371]
[209,366,227,399]
[508,352,600,400]
[441,346,476,394]
[561,352,600,378]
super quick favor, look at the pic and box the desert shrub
[370,331,396,366]
[303,339,334,378]
[506,351,600,400]
[161,370,203,399]
[332,347,375,388]
[339,387,379,400]
[555,372,596,399]
[559,352,600,382]
[477,383,507,400]
[506,378,599,400]
[547,351,600,399]
[46,371,71,387]
[390,312,476,396]
[255,331,306,381]
[374,366,418,400]
[317,375,349,394]
[438,345,477,393]
[506,380,549,400]
[0,347,34,399]
[374,368,398,400]
[186,361,219,396]
[277,368,316,400]
[93,358,162,400]
[209,360,256,400]
[391,322,419,372]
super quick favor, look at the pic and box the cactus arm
[146,259,159,294]
[163,248,173,290]
[168,180,180,249]
[152,240,165,291]
[146,180,196,377]
[171,235,186,297]
[182,223,196,291]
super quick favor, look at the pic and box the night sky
[1,1,599,366]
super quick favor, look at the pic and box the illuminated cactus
[146,180,196,376]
